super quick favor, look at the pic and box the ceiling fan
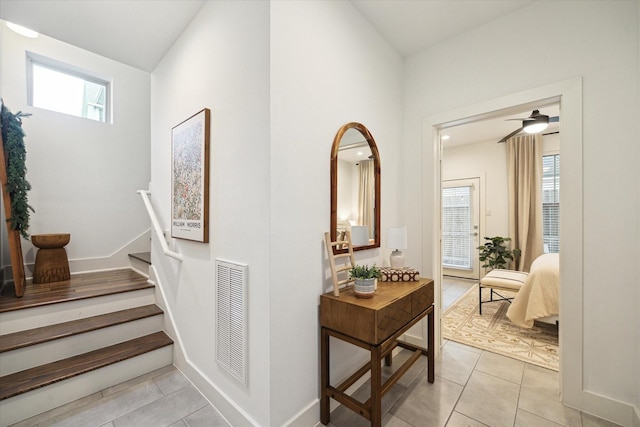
[498,109,559,143]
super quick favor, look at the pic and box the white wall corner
[281,399,319,427]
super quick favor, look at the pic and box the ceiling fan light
[523,122,548,134]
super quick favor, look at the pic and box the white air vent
[215,259,248,386]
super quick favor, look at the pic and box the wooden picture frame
[171,108,210,242]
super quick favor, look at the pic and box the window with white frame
[27,52,110,123]
[542,154,560,253]
[442,185,473,269]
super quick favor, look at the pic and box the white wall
[442,139,509,241]
[151,1,402,425]
[404,1,639,425]
[442,134,560,246]
[150,1,271,425]
[270,1,402,425]
[637,3,640,421]
[0,22,151,270]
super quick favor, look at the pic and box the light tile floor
[12,277,621,427]
[11,365,230,427]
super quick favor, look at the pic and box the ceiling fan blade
[498,126,524,143]
[549,116,559,123]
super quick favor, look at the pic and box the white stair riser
[0,345,173,427]
[0,288,155,335]
[129,258,150,278]
[0,315,164,376]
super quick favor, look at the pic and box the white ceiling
[1,0,535,72]
[0,0,552,142]
[351,0,534,57]
[0,0,206,71]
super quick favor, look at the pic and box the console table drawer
[411,282,433,317]
[320,278,434,345]
[375,294,412,343]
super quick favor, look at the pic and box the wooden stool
[31,234,71,284]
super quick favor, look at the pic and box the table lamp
[387,226,407,269]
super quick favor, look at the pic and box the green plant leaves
[477,236,521,270]
[349,263,382,279]
[1,100,34,239]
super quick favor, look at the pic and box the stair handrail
[137,190,182,262]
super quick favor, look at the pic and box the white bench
[479,269,528,314]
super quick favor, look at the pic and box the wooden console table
[319,278,434,426]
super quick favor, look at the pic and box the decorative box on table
[380,267,419,282]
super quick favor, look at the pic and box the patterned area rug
[442,285,559,371]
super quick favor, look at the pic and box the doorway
[422,78,584,404]
[442,178,481,281]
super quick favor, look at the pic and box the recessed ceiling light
[6,22,38,38]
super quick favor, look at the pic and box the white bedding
[506,253,559,328]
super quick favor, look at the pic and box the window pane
[542,155,560,253]
[29,55,109,123]
[442,186,472,269]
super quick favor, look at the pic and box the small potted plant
[477,236,521,271]
[349,263,382,298]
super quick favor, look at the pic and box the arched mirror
[330,122,380,252]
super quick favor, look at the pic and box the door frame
[422,77,583,406]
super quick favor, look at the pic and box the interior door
[442,178,480,280]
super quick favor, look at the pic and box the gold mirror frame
[330,122,381,252]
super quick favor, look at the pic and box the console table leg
[384,352,393,366]
[370,345,382,427]
[320,327,330,424]
[428,309,435,383]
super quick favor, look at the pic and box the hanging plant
[0,100,34,239]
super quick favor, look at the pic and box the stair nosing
[0,269,153,314]
[0,304,164,353]
[0,331,173,400]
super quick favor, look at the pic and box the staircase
[0,266,174,426]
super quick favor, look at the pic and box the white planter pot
[354,278,376,298]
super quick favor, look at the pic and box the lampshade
[351,226,369,246]
[387,226,407,250]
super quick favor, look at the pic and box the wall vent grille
[215,259,248,386]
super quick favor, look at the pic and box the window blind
[442,186,472,269]
[542,155,560,253]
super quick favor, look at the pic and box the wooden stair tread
[0,269,152,313]
[0,331,173,400]
[0,304,163,353]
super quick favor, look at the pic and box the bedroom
[439,104,561,369]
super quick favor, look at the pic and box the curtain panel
[358,160,375,239]
[506,134,544,271]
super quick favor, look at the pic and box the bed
[506,253,559,328]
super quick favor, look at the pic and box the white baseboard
[283,399,319,427]
[21,230,151,277]
[149,266,257,427]
[566,389,638,427]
